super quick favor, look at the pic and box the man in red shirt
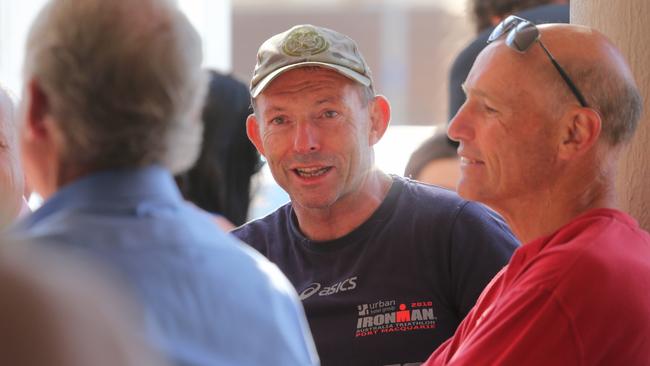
[425,18,650,365]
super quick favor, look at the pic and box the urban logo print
[355,300,437,337]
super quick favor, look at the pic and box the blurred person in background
[404,128,460,190]
[448,0,569,121]
[0,240,166,366]
[175,70,262,231]
[12,0,318,365]
[0,86,26,228]
[234,24,518,365]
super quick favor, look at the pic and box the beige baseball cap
[250,24,374,98]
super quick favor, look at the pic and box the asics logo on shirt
[299,276,358,300]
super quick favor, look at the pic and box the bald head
[544,25,639,145]
[450,23,641,216]
[479,23,642,146]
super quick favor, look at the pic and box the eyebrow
[268,96,339,111]
[315,97,337,105]
[262,93,342,115]
[264,105,286,114]
[461,83,487,98]
[462,82,504,103]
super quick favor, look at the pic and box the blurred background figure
[469,0,565,33]
[404,128,460,190]
[448,0,569,120]
[0,239,166,366]
[175,70,262,230]
[0,86,25,229]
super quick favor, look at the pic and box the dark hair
[176,71,262,226]
[404,129,458,179]
[470,0,558,33]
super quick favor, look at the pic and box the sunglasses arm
[537,40,589,107]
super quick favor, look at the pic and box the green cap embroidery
[282,26,329,57]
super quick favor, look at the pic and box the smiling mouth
[460,157,482,164]
[294,166,332,178]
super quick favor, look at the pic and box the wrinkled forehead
[465,41,546,102]
[256,67,364,109]
[265,67,357,92]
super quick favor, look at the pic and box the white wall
[0,0,232,99]
[0,0,48,97]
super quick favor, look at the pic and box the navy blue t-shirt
[234,176,518,365]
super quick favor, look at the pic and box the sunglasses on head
[488,15,589,107]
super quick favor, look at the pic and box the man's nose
[447,103,474,143]
[293,120,320,153]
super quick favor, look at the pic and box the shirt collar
[18,165,182,229]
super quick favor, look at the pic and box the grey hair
[24,0,207,173]
[552,61,643,147]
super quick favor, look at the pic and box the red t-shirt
[425,208,650,365]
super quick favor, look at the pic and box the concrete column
[572,1,650,230]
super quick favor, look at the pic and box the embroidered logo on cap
[282,26,329,57]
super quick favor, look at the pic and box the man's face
[248,68,378,211]
[448,43,560,211]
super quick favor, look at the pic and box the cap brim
[250,62,372,98]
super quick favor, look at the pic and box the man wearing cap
[12,1,319,365]
[233,24,518,365]
[425,19,650,365]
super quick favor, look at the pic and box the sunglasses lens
[508,22,539,52]
[489,15,516,42]
[488,24,506,42]
[488,28,502,43]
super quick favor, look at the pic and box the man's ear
[246,113,265,156]
[368,95,391,146]
[558,107,602,160]
[23,79,51,141]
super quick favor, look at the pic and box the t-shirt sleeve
[231,223,268,256]
[448,202,518,317]
[426,287,581,366]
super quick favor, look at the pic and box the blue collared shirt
[12,166,319,366]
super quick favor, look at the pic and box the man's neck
[500,169,618,244]
[293,171,393,242]
[40,161,92,201]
